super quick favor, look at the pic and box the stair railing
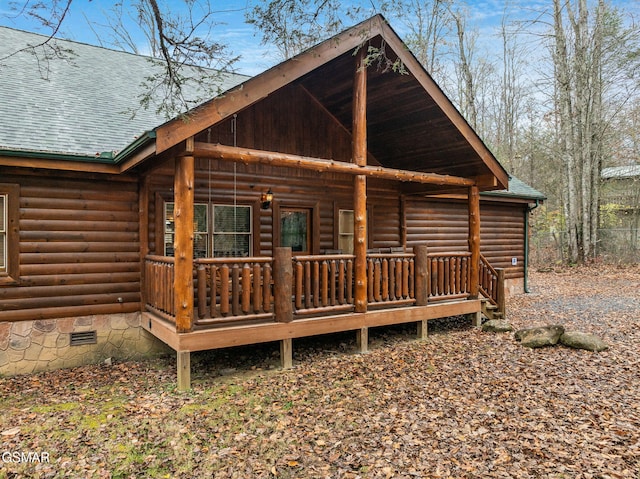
[478,254,506,318]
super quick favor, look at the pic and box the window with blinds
[163,203,252,258]
[213,205,252,257]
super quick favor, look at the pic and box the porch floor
[142,299,482,353]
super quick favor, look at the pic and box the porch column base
[356,327,368,353]
[469,311,483,328]
[177,351,191,391]
[417,319,428,340]
[280,338,293,369]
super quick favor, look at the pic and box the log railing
[479,253,505,314]
[144,248,505,327]
[427,251,472,301]
[292,254,355,316]
[366,253,415,307]
[194,257,275,325]
[144,255,176,323]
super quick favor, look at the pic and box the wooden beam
[468,185,480,299]
[353,47,368,314]
[174,152,195,333]
[193,143,476,187]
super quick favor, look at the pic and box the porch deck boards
[142,299,481,352]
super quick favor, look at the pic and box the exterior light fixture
[261,188,273,209]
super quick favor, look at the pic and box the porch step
[481,300,504,320]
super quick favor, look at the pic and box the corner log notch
[191,143,476,188]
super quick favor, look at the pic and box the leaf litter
[0,265,639,478]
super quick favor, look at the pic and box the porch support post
[280,338,293,369]
[468,184,480,299]
[414,244,429,306]
[356,327,368,354]
[273,247,293,322]
[177,351,191,391]
[353,46,368,314]
[417,320,429,340]
[174,144,195,334]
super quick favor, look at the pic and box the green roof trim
[0,148,116,164]
[112,131,157,164]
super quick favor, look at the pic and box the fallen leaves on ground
[1,265,639,478]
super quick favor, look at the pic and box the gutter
[0,148,115,164]
[524,199,541,293]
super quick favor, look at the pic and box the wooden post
[468,185,480,299]
[417,320,428,340]
[353,47,368,314]
[280,338,293,369]
[174,153,195,333]
[356,327,368,354]
[273,247,293,322]
[177,351,191,391]
[414,244,429,306]
[496,268,506,317]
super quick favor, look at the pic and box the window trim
[0,183,20,286]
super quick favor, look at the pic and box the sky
[1,0,639,76]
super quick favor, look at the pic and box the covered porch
[134,16,509,389]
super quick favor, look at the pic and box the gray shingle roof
[0,27,248,157]
[482,176,546,201]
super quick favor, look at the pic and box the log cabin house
[0,16,544,388]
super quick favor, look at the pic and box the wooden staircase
[478,254,506,321]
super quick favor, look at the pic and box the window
[163,203,251,258]
[280,208,311,253]
[164,203,209,258]
[213,205,252,257]
[0,184,19,285]
[338,209,354,254]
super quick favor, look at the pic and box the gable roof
[0,26,248,159]
[1,16,509,192]
[154,15,508,189]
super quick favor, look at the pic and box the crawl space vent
[70,331,97,346]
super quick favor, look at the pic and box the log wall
[145,159,402,257]
[0,172,140,322]
[405,197,526,280]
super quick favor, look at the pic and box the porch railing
[292,254,355,316]
[144,255,176,322]
[366,253,415,307]
[194,257,275,325]
[427,251,472,301]
[144,248,501,326]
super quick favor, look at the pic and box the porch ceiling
[296,39,489,180]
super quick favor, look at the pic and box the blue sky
[1,0,638,76]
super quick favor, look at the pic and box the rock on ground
[560,331,609,352]
[515,324,565,348]
[482,320,513,333]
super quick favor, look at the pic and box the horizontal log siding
[406,198,525,280]
[194,84,352,161]
[0,174,140,322]
[146,159,403,257]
